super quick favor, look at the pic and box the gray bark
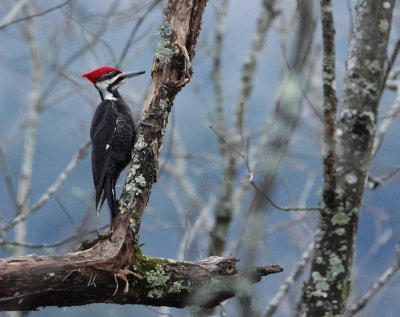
[299,1,395,315]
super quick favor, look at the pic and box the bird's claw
[112,269,144,296]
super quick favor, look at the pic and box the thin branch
[0,0,73,31]
[368,165,400,190]
[245,0,316,217]
[263,242,314,317]
[381,39,400,93]
[11,3,44,258]
[2,140,91,234]
[233,0,278,145]
[41,0,120,99]
[0,226,108,250]
[0,145,17,208]
[210,0,229,137]
[56,197,77,232]
[373,78,400,156]
[0,0,29,30]
[345,241,400,316]
[209,125,320,212]
[63,11,117,66]
[117,0,162,67]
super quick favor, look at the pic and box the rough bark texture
[0,0,283,311]
[299,1,395,315]
[0,251,282,310]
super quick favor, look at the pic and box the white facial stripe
[106,144,110,150]
[95,77,118,100]
[104,92,117,100]
[94,77,114,91]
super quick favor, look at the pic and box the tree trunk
[299,0,395,315]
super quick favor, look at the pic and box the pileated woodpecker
[82,66,145,219]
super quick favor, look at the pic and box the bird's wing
[90,100,118,213]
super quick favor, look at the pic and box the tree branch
[0,253,282,311]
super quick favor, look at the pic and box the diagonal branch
[1,140,91,234]
[0,0,72,30]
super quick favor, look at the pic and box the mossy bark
[299,1,395,315]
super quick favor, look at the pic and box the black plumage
[82,66,145,219]
[90,92,135,217]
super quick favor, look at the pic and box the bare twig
[0,0,73,31]
[210,0,229,137]
[2,140,91,234]
[373,78,400,156]
[0,145,17,208]
[0,225,108,250]
[263,242,314,317]
[381,39,400,93]
[12,3,43,258]
[345,241,400,316]
[117,0,162,67]
[0,0,29,29]
[210,125,320,212]
[233,0,278,145]
[368,165,400,190]
[41,0,120,99]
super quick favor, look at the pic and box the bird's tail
[105,175,117,219]
[96,175,117,219]
[96,190,106,215]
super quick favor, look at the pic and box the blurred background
[0,0,400,316]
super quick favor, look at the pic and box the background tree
[0,0,400,316]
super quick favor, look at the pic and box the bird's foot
[113,269,144,296]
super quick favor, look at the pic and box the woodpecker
[82,66,145,219]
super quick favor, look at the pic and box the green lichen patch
[379,19,389,33]
[154,18,174,62]
[135,247,171,276]
[129,218,136,233]
[335,228,345,236]
[148,288,164,299]
[145,264,170,299]
[135,174,146,187]
[364,59,381,74]
[332,211,350,225]
[310,272,329,298]
[159,98,170,110]
[145,264,170,287]
[327,253,345,282]
[168,281,184,294]
[341,276,351,301]
[159,98,171,118]
[134,135,147,151]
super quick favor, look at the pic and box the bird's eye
[99,71,119,81]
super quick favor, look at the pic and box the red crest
[81,66,122,83]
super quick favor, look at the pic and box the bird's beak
[121,71,146,80]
